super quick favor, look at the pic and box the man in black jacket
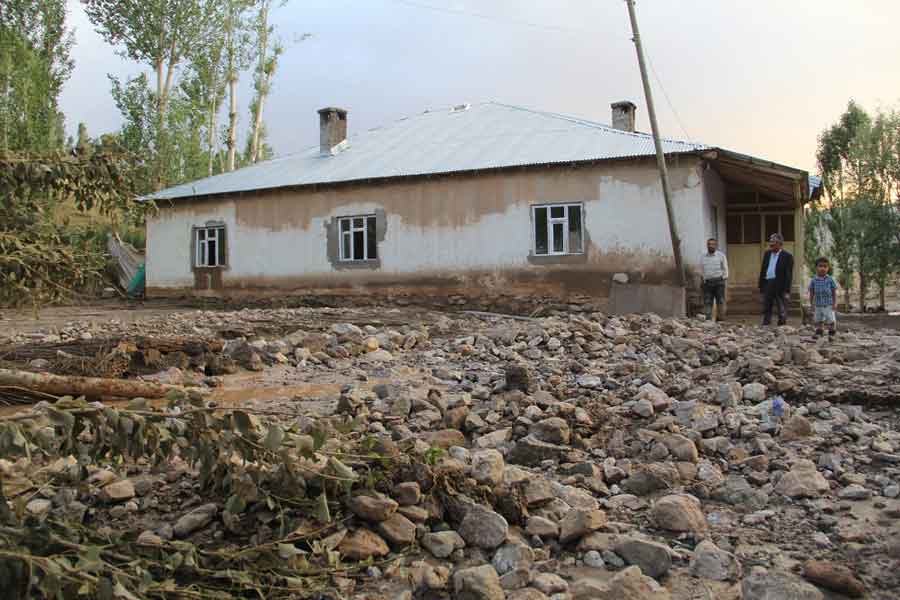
[758,233,794,326]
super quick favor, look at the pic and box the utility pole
[625,0,686,288]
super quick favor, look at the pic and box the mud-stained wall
[146,158,710,303]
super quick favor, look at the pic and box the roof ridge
[485,101,700,147]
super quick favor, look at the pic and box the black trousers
[761,279,788,325]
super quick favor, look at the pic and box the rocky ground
[2,305,900,599]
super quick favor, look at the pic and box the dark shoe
[828,330,836,340]
[777,320,787,326]
[814,329,823,338]
[762,320,771,326]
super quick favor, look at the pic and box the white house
[145,101,819,316]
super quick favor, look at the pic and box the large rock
[781,415,813,441]
[458,505,509,549]
[622,463,680,496]
[507,435,568,466]
[741,567,824,600]
[774,460,830,498]
[690,540,742,582]
[571,566,671,600]
[802,560,865,598]
[559,509,607,544]
[712,475,769,511]
[662,434,698,463]
[651,494,707,534]
[742,383,767,402]
[492,542,534,576]
[376,512,416,546]
[453,565,504,600]
[421,530,465,558]
[338,528,390,560]
[614,537,672,578]
[423,429,467,449]
[471,449,505,487]
[347,494,398,522]
[173,503,217,538]
[100,480,135,504]
[530,417,571,445]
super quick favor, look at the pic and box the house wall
[146,158,709,312]
[701,166,728,254]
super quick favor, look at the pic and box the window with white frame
[532,203,583,255]
[338,215,377,261]
[195,225,226,267]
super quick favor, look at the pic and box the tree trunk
[249,2,269,164]
[0,368,184,399]
[880,282,886,310]
[858,274,866,312]
[249,67,273,163]
[227,74,237,171]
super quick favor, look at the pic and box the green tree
[0,0,73,152]
[83,0,218,189]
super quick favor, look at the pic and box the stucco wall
[146,158,709,304]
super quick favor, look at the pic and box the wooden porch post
[794,181,805,295]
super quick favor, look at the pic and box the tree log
[0,368,185,399]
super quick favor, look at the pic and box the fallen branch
[0,367,189,399]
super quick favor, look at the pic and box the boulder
[690,539,742,581]
[393,482,421,506]
[781,415,813,441]
[530,417,571,445]
[507,435,568,466]
[802,560,865,598]
[571,566,671,600]
[347,494,398,522]
[741,567,823,600]
[743,383,767,402]
[421,530,465,558]
[458,505,509,549]
[662,434,699,462]
[651,494,707,534]
[559,509,608,544]
[471,449,506,487]
[100,480,136,503]
[774,460,830,498]
[492,542,534,576]
[376,512,416,546]
[453,565,504,600]
[614,537,672,578]
[173,503,218,538]
[338,528,390,560]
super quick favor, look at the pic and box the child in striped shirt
[808,257,838,339]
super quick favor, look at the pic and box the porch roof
[703,149,815,209]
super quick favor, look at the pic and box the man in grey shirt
[700,238,729,322]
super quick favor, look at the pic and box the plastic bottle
[772,395,785,419]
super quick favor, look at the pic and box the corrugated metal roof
[148,101,709,201]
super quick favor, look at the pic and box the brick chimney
[318,107,348,155]
[610,101,636,133]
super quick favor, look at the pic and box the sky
[59,0,900,174]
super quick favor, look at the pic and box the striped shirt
[808,275,837,307]
[700,250,729,281]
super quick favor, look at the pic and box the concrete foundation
[608,283,686,317]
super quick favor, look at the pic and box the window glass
[534,207,548,255]
[352,230,365,260]
[340,219,350,233]
[764,215,780,241]
[207,238,217,266]
[552,222,565,253]
[743,214,761,244]
[568,205,582,253]
[341,232,351,260]
[217,229,226,266]
[550,206,565,219]
[781,214,795,242]
[366,217,377,259]
[353,217,364,229]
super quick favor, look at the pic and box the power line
[646,53,693,143]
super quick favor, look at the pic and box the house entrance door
[725,212,796,287]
